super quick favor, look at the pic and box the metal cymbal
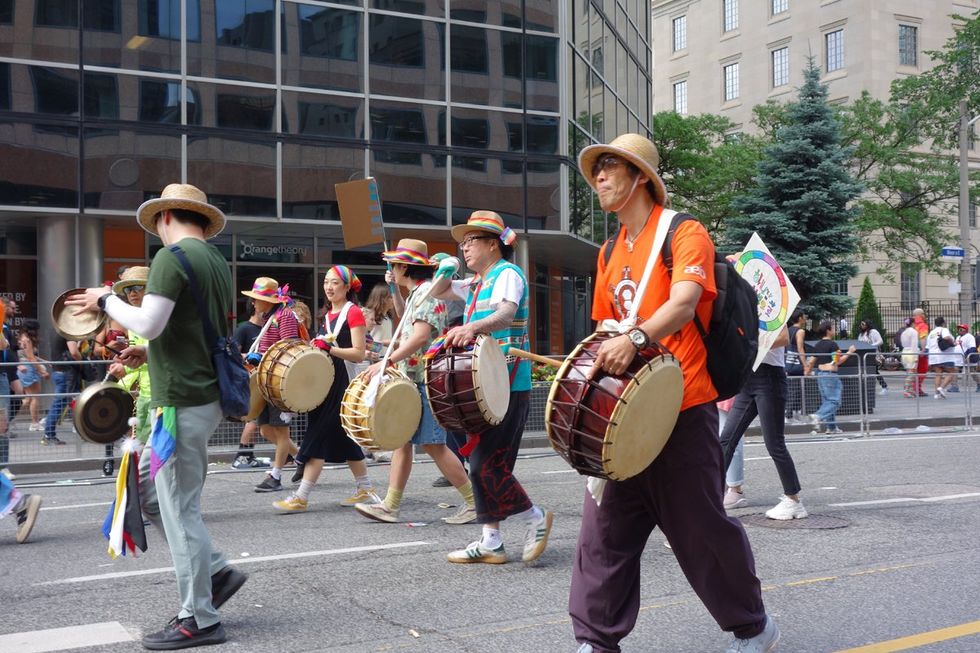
[73,381,134,445]
[51,288,106,340]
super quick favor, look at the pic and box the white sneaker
[938,387,948,398]
[879,388,888,395]
[765,495,808,520]
[522,509,553,562]
[723,488,746,509]
[724,616,780,652]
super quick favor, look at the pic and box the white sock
[295,480,315,501]
[354,474,371,490]
[480,527,502,549]
[515,505,543,523]
[270,467,282,481]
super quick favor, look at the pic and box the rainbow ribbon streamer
[423,335,448,360]
[149,407,177,480]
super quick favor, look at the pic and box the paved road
[3,432,980,652]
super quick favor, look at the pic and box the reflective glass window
[0,63,9,111]
[452,156,523,231]
[286,93,362,139]
[370,101,436,157]
[451,0,522,29]
[83,128,182,211]
[34,0,119,30]
[451,115,489,151]
[187,134,276,217]
[216,89,277,131]
[283,143,363,220]
[84,73,118,119]
[371,0,442,17]
[371,150,447,225]
[526,35,558,112]
[31,66,79,116]
[139,0,201,40]
[289,5,362,91]
[139,80,202,124]
[451,25,487,73]
[526,0,558,32]
[369,14,443,100]
[526,115,558,156]
[0,0,11,23]
[369,14,424,66]
[527,162,559,231]
[0,119,79,208]
[216,0,276,50]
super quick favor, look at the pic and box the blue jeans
[45,370,77,439]
[815,370,842,429]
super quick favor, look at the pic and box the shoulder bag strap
[168,245,219,349]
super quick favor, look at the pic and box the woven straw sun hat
[449,210,518,245]
[241,277,287,303]
[111,266,150,294]
[577,133,670,208]
[382,238,436,266]
[136,183,226,239]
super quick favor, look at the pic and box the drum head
[52,288,106,340]
[369,378,421,450]
[472,336,510,424]
[604,357,683,481]
[73,382,134,445]
[279,348,334,412]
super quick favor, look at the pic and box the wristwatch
[627,327,649,350]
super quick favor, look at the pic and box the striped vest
[465,259,531,392]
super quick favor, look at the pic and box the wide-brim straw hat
[450,210,518,244]
[382,238,436,266]
[577,133,670,208]
[111,266,150,294]
[241,276,287,303]
[136,183,226,239]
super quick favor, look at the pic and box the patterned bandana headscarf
[330,265,362,292]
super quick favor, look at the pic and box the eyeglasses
[591,155,627,178]
[125,285,144,293]
[458,236,492,250]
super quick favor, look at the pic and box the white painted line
[41,501,111,511]
[744,456,772,461]
[0,621,133,652]
[34,541,430,586]
[830,492,980,507]
[542,469,578,474]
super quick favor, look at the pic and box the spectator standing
[857,319,888,394]
[898,318,923,397]
[956,324,979,392]
[15,325,48,434]
[912,308,930,398]
[926,317,956,399]
[808,319,856,435]
[43,335,80,445]
[784,309,810,422]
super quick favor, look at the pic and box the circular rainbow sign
[734,250,789,332]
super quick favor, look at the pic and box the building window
[139,0,201,40]
[772,46,789,87]
[899,24,918,67]
[900,262,920,310]
[673,80,688,115]
[772,0,788,15]
[825,29,844,72]
[672,16,686,52]
[723,62,739,102]
[215,0,276,51]
[723,0,738,32]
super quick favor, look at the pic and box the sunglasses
[591,155,627,178]
[125,285,145,293]
[458,236,493,250]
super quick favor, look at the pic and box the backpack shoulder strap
[601,224,622,268]
[660,212,695,275]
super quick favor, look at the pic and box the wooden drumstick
[510,348,563,368]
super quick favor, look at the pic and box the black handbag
[169,245,250,418]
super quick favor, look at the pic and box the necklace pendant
[626,241,633,253]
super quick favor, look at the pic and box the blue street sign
[941,246,965,258]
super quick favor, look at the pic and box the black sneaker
[254,474,282,493]
[142,616,226,650]
[40,437,66,446]
[231,455,252,470]
[211,566,248,609]
[291,461,305,484]
[431,475,452,488]
[15,494,41,543]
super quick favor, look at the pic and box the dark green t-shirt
[145,237,233,408]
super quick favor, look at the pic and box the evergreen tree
[725,59,863,318]
[854,277,884,337]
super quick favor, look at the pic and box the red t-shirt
[325,305,366,331]
[592,205,718,410]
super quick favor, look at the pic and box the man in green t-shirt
[67,184,246,650]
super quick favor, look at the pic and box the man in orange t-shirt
[569,134,777,653]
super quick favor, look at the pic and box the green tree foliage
[725,59,863,319]
[652,111,764,236]
[854,277,885,336]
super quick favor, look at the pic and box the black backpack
[601,212,759,401]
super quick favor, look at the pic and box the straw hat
[136,183,226,239]
[111,266,150,294]
[241,277,287,303]
[577,133,670,208]
[382,238,436,266]
[450,210,518,245]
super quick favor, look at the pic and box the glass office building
[0,0,650,355]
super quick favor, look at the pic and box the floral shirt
[398,281,446,382]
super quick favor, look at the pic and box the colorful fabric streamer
[149,406,177,480]
[102,446,147,558]
[423,335,447,360]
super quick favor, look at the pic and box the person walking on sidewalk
[808,320,856,434]
[66,183,247,650]
[857,319,888,394]
[570,133,777,653]
[926,316,956,399]
[784,308,810,421]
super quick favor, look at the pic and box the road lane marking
[40,501,111,511]
[34,541,430,586]
[831,492,980,507]
[0,621,133,652]
[834,619,980,652]
[541,469,577,474]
